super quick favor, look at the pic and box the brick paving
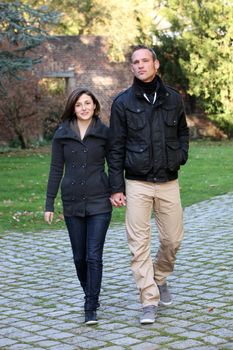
[0,193,233,350]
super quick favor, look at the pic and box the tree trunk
[16,131,28,149]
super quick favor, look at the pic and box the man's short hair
[130,45,157,62]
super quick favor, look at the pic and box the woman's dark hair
[61,88,101,121]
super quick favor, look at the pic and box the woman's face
[74,93,96,122]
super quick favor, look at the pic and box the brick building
[0,35,132,145]
[34,35,132,120]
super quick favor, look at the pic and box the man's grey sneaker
[158,283,172,306]
[140,305,157,324]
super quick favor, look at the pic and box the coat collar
[132,75,169,106]
[54,116,108,141]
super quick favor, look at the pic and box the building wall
[34,35,132,123]
[0,35,132,145]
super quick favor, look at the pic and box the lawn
[0,140,233,233]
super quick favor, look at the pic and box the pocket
[125,144,151,175]
[166,141,182,171]
[126,108,146,130]
[163,105,178,138]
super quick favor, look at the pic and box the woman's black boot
[85,310,98,325]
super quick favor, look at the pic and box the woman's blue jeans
[65,212,111,311]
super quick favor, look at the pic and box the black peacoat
[45,117,112,217]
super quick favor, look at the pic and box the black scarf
[134,75,159,94]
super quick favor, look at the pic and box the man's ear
[154,60,160,70]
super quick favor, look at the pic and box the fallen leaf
[12,215,20,222]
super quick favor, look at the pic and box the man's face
[131,49,160,83]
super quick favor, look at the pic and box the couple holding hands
[44,45,189,325]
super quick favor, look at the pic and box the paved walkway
[0,193,233,350]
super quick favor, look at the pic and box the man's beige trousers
[125,179,184,307]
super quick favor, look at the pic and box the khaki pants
[125,179,184,307]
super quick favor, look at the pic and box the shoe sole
[140,318,155,324]
[85,320,98,325]
[159,300,172,306]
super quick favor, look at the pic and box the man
[108,45,189,324]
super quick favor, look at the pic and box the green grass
[0,140,233,233]
[179,140,233,205]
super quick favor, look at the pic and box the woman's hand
[44,211,54,225]
[110,192,126,208]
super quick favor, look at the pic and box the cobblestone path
[0,193,233,349]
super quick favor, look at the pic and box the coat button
[81,163,86,168]
[83,148,88,153]
[80,181,85,185]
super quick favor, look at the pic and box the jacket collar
[132,75,169,106]
[54,117,108,140]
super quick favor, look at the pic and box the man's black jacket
[108,76,189,194]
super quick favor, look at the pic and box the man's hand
[110,192,126,208]
[44,211,54,225]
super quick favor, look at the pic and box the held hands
[44,211,54,225]
[110,192,126,208]
[45,194,126,221]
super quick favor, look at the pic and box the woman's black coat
[45,117,112,217]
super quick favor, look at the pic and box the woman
[44,89,112,325]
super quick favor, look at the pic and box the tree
[23,0,161,61]
[76,0,158,61]
[157,0,233,115]
[0,1,59,92]
[0,74,40,149]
